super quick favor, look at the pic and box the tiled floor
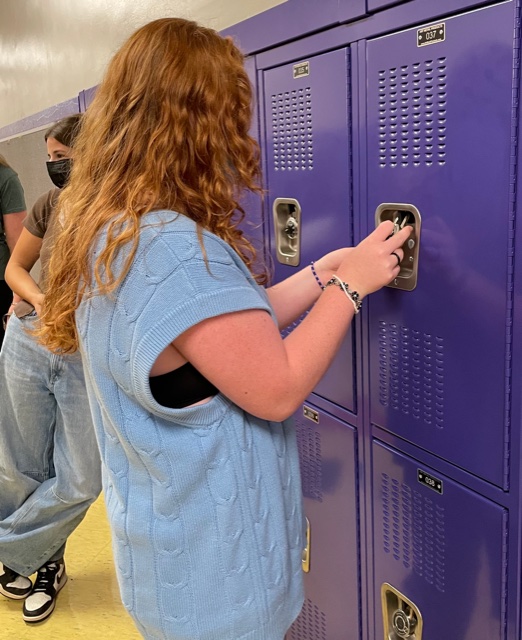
[1,496,142,639]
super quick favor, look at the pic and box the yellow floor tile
[1,496,142,639]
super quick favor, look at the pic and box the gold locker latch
[302,517,311,573]
[375,203,422,291]
[381,583,423,639]
[273,197,302,266]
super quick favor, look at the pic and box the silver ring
[391,251,401,266]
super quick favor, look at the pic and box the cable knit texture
[76,211,304,640]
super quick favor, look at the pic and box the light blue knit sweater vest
[77,211,305,640]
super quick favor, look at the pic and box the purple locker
[263,49,356,413]
[221,0,342,56]
[337,0,368,23]
[366,2,515,487]
[372,441,507,640]
[368,0,408,11]
[287,404,360,640]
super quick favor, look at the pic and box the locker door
[264,49,356,413]
[366,2,516,487]
[287,404,360,640]
[372,441,508,640]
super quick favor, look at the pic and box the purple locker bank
[225,0,522,638]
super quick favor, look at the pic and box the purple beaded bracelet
[310,261,324,289]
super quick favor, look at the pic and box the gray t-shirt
[0,165,26,280]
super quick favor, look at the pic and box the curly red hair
[38,18,265,353]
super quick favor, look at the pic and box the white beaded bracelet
[322,274,362,314]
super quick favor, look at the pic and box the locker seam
[354,425,364,640]
[347,47,358,419]
[501,509,509,640]
[504,0,521,493]
[346,46,364,640]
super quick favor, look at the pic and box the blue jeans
[0,313,102,576]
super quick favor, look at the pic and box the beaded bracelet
[310,261,324,289]
[322,274,362,314]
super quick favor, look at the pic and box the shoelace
[33,564,59,592]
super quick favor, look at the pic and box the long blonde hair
[38,18,265,353]
[0,154,10,168]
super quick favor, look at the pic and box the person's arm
[174,222,411,421]
[266,247,354,330]
[4,228,44,314]
[3,210,26,254]
[3,211,27,307]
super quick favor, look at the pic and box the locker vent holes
[295,416,323,502]
[287,598,327,640]
[378,58,447,167]
[381,474,446,593]
[271,87,313,171]
[378,322,444,428]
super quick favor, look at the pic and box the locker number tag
[303,406,319,423]
[293,61,310,79]
[418,469,443,494]
[417,23,445,47]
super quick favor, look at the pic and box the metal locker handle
[302,517,311,573]
[381,583,423,640]
[375,203,422,291]
[273,197,302,266]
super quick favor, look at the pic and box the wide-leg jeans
[0,313,102,576]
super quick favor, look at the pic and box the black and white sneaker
[22,559,67,623]
[0,563,33,600]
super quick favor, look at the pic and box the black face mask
[46,158,72,189]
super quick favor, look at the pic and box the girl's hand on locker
[335,221,412,298]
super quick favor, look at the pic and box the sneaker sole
[0,584,32,600]
[22,574,68,623]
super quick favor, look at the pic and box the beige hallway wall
[0,0,286,129]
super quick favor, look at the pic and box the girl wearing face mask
[0,114,102,624]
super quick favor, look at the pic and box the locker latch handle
[273,197,302,266]
[302,516,311,573]
[375,203,422,291]
[381,583,423,640]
